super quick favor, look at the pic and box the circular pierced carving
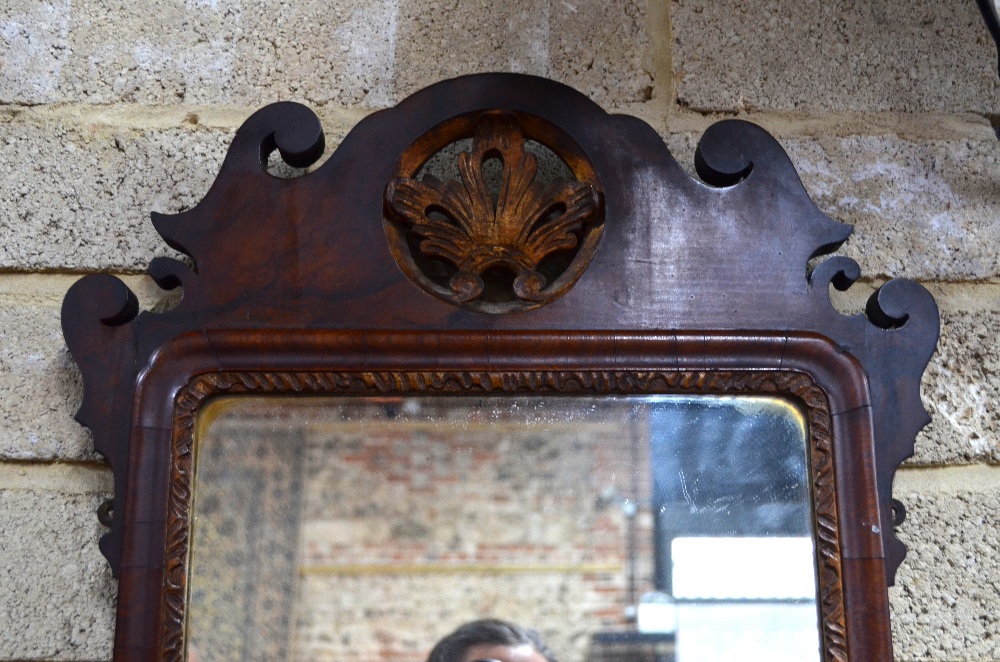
[384,111,605,314]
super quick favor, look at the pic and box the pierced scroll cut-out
[384,111,605,313]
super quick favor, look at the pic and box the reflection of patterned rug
[187,426,307,662]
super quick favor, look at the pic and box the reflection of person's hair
[426,618,558,662]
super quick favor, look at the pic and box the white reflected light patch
[672,536,816,600]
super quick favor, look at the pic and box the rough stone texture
[812,281,1000,467]
[0,463,115,660]
[916,302,1000,466]
[891,467,1000,660]
[0,1,72,105]
[0,113,354,271]
[0,0,400,107]
[672,0,1000,114]
[0,119,227,271]
[662,127,1000,282]
[0,275,180,461]
[1,0,653,109]
[393,0,653,108]
[0,294,86,460]
[789,135,1000,282]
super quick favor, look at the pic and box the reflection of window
[649,398,811,594]
[644,398,821,662]
[671,537,816,601]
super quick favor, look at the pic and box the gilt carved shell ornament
[384,111,605,312]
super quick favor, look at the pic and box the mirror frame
[62,73,939,661]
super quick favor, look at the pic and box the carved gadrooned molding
[159,368,846,662]
[60,72,938,601]
[384,111,605,312]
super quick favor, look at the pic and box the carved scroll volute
[384,111,605,313]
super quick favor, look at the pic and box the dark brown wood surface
[60,73,939,661]
[135,332,863,662]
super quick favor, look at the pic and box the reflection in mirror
[187,395,819,662]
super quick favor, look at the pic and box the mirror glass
[186,395,820,662]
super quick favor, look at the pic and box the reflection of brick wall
[187,425,306,662]
[191,398,656,662]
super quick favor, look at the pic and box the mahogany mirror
[62,73,939,661]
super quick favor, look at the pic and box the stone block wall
[1,0,998,659]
